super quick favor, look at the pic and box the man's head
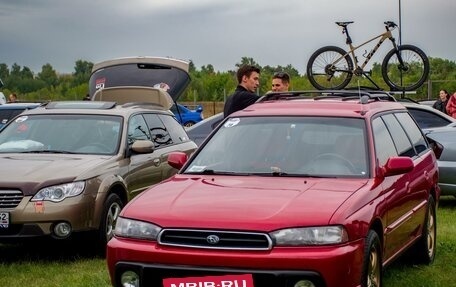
[236,65,260,93]
[271,72,290,92]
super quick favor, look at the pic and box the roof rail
[257,89,396,103]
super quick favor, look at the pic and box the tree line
[1,57,456,103]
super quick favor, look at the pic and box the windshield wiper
[185,169,254,176]
[19,149,79,154]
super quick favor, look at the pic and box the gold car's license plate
[0,212,9,228]
[163,274,254,287]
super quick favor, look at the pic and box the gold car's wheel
[100,193,124,245]
[362,230,382,287]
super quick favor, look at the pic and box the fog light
[121,271,139,287]
[294,280,316,287]
[53,222,72,238]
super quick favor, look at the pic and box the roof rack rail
[257,89,396,103]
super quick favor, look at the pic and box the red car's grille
[0,190,23,208]
[158,229,272,250]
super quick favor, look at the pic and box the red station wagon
[107,91,440,287]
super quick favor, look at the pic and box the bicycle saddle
[335,21,354,27]
[384,21,397,28]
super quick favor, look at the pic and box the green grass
[1,197,455,287]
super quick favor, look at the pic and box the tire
[306,46,354,90]
[361,230,382,287]
[412,196,437,264]
[381,44,430,91]
[99,193,124,246]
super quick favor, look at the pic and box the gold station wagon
[0,58,197,246]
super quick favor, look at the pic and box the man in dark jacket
[223,65,261,118]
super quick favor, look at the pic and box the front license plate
[0,212,9,228]
[163,274,254,287]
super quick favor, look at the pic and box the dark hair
[236,65,260,83]
[273,71,290,84]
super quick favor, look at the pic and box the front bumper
[107,237,365,287]
[0,194,97,239]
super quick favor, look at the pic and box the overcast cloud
[0,0,454,74]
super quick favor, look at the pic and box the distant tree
[201,64,215,74]
[10,63,22,77]
[235,57,260,69]
[188,60,196,73]
[20,66,34,79]
[73,60,93,86]
[0,63,9,79]
[37,63,58,87]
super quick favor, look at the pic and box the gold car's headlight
[31,181,85,202]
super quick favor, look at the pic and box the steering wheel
[312,153,357,173]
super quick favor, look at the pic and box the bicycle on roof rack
[306,21,430,91]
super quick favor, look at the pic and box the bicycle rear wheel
[306,46,353,90]
[381,44,429,91]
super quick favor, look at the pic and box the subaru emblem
[206,234,220,244]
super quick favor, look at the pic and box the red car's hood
[123,175,368,231]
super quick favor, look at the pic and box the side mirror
[426,136,443,159]
[131,140,155,154]
[196,105,203,113]
[168,151,188,170]
[382,156,414,177]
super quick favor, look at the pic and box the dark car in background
[185,112,223,146]
[0,102,42,130]
[400,101,455,129]
[171,103,204,127]
[422,123,456,198]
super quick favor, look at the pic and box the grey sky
[0,0,454,74]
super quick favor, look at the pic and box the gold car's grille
[0,190,23,208]
[158,229,272,250]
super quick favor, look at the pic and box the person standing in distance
[8,93,18,103]
[223,65,261,118]
[271,71,290,92]
[432,89,450,114]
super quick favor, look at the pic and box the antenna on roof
[357,79,362,100]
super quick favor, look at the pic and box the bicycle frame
[335,25,399,73]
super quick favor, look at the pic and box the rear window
[89,63,190,99]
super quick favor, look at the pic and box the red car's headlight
[270,225,348,246]
[114,217,161,240]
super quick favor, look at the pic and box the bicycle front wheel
[381,44,429,91]
[306,46,353,90]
